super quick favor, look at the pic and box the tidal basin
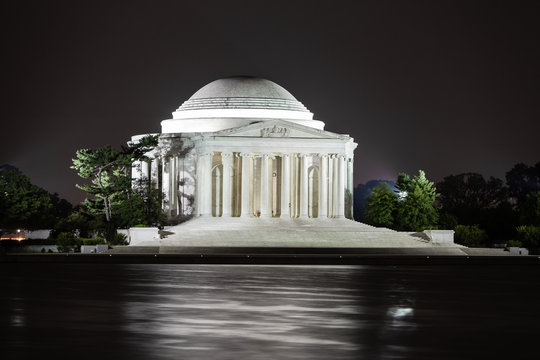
[1,264,539,359]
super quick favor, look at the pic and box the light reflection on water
[1,264,539,359]
[122,266,364,358]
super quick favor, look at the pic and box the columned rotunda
[132,76,357,220]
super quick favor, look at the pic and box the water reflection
[121,265,366,359]
[1,264,539,359]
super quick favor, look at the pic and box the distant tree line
[0,165,72,230]
[355,162,540,248]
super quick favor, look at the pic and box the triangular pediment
[209,120,347,140]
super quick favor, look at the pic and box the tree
[437,173,507,220]
[516,225,540,249]
[506,162,540,206]
[0,167,67,230]
[454,225,488,247]
[71,135,158,224]
[520,191,540,226]
[353,180,396,222]
[435,172,518,243]
[114,181,166,228]
[395,170,439,231]
[71,145,123,222]
[364,183,397,227]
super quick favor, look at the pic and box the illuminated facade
[131,76,357,220]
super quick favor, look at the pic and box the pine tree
[395,170,439,231]
[71,135,158,224]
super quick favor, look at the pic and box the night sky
[2,0,539,205]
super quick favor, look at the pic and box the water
[1,264,539,359]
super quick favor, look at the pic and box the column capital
[221,152,233,157]
[300,153,310,158]
[261,153,270,158]
[240,152,252,157]
[338,154,346,159]
[281,153,290,158]
[319,153,328,159]
[199,151,214,157]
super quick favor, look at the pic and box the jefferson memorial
[130,76,457,248]
[133,76,356,220]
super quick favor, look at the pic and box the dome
[177,76,309,113]
[162,76,324,133]
[191,76,300,101]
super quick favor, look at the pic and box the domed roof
[163,76,325,133]
[175,76,310,113]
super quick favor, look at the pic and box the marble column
[326,155,332,217]
[240,153,251,217]
[347,157,354,219]
[195,155,202,216]
[151,158,159,188]
[300,154,309,218]
[221,152,233,217]
[260,153,270,217]
[162,157,170,215]
[141,159,149,180]
[170,156,176,215]
[280,154,290,218]
[200,152,213,217]
[131,160,139,186]
[318,154,328,218]
[337,155,345,218]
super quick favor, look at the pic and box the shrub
[516,225,540,249]
[56,232,81,253]
[506,239,523,247]
[108,232,128,246]
[438,212,459,230]
[79,237,105,245]
[454,225,488,247]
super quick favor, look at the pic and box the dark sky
[2,0,539,205]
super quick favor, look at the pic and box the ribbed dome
[176,76,309,113]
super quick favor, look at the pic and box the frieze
[260,125,290,138]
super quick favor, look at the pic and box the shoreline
[2,251,539,265]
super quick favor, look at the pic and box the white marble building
[132,76,357,221]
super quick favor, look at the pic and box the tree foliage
[395,170,439,231]
[519,191,540,226]
[71,135,163,243]
[353,180,396,222]
[0,167,72,230]
[364,170,439,231]
[506,162,540,206]
[114,179,166,228]
[71,135,158,224]
[437,172,515,243]
[515,225,540,249]
[364,183,397,227]
[438,173,507,217]
[454,224,488,247]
